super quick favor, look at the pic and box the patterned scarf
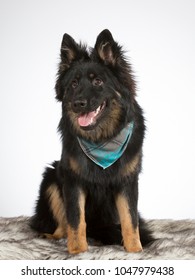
[77,121,134,169]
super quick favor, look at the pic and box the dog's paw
[68,240,88,254]
[124,239,143,253]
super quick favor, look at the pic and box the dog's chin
[77,101,106,131]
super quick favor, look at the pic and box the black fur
[30,29,153,253]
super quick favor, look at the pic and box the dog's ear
[60,33,79,66]
[60,33,89,69]
[94,29,119,66]
[55,34,78,101]
[94,30,136,96]
[55,33,88,101]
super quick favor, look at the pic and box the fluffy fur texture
[30,29,153,254]
[1,217,195,260]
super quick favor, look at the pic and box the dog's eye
[92,78,103,86]
[71,80,78,88]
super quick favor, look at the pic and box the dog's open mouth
[78,101,106,128]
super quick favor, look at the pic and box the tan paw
[124,239,143,253]
[68,240,88,254]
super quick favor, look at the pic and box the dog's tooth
[96,106,100,114]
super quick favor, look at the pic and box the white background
[0,0,194,219]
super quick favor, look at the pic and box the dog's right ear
[60,33,79,67]
[55,34,88,101]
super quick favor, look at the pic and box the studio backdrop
[0,0,194,219]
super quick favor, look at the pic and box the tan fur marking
[61,47,75,62]
[98,42,115,65]
[89,73,95,79]
[43,227,65,239]
[116,194,142,252]
[101,99,121,139]
[115,91,122,98]
[122,153,140,177]
[69,157,81,175]
[46,184,67,239]
[67,191,88,254]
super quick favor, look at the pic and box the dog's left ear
[95,30,136,97]
[94,29,119,66]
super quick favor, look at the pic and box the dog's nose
[72,99,87,112]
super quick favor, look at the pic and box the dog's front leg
[116,187,142,253]
[63,179,88,254]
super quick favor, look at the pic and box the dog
[30,29,153,254]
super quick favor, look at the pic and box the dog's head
[56,29,136,142]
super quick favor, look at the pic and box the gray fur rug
[0,216,194,260]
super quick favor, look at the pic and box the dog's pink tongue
[78,111,96,127]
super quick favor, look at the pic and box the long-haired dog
[30,29,153,254]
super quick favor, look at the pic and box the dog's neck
[77,121,134,169]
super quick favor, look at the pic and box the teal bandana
[77,121,134,169]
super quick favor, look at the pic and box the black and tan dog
[30,29,153,254]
